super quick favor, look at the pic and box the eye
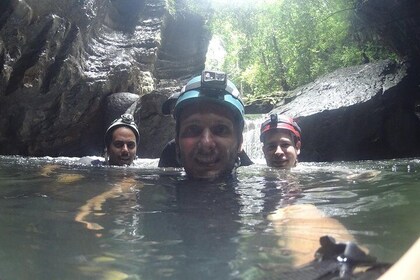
[265,143,277,151]
[180,124,202,138]
[127,142,136,149]
[281,143,291,149]
[113,141,124,148]
[212,124,231,136]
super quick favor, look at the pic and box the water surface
[0,156,419,279]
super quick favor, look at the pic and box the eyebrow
[265,137,293,144]
[113,139,136,143]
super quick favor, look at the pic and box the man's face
[176,103,242,180]
[107,127,137,166]
[262,130,301,169]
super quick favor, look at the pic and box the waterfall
[242,114,266,163]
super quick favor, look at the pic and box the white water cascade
[242,114,266,164]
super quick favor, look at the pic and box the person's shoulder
[78,156,105,166]
[158,139,181,168]
[239,150,253,167]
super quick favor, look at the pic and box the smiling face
[262,129,301,169]
[176,102,242,180]
[107,127,137,166]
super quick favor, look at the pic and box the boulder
[134,91,177,158]
[104,92,139,127]
[271,59,420,162]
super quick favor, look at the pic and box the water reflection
[0,156,419,279]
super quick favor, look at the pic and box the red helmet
[260,114,301,142]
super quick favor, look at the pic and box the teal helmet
[172,71,245,129]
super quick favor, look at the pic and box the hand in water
[75,177,141,234]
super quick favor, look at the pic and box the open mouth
[195,154,219,165]
[272,160,288,166]
[119,157,131,162]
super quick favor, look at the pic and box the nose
[121,143,129,152]
[199,128,216,149]
[274,145,284,156]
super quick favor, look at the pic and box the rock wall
[356,0,420,64]
[272,60,420,162]
[0,0,210,157]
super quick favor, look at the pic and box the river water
[0,155,419,280]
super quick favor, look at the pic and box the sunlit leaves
[206,0,396,101]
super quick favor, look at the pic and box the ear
[295,140,301,155]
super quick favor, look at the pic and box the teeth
[196,155,217,164]
[197,159,214,164]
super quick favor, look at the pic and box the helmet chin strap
[104,148,109,164]
[234,156,241,168]
[175,143,182,166]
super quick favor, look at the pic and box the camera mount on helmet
[119,114,135,125]
[179,70,241,100]
[201,70,227,90]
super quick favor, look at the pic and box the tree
[207,0,396,102]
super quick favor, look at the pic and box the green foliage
[207,0,397,102]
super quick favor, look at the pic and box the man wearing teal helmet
[159,70,253,179]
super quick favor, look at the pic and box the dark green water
[0,156,419,280]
